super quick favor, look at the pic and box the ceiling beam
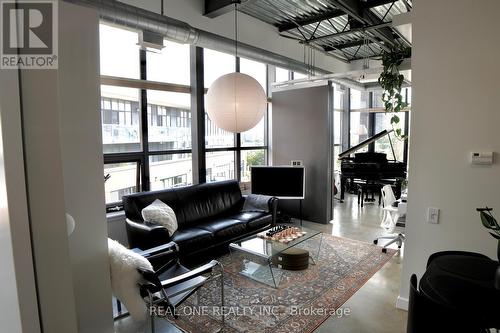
[204,0,257,18]
[323,38,376,51]
[278,8,345,32]
[204,0,235,18]
[308,21,391,43]
[277,0,396,32]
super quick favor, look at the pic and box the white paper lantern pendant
[206,72,266,133]
[205,1,267,133]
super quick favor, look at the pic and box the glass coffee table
[229,225,323,288]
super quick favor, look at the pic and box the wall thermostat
[471,152,494,165]
[291,160,303,166]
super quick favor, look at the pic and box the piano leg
[340,176,346,200]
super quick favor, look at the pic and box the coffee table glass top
[230,225,321,259]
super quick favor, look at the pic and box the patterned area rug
[166,234,396,333]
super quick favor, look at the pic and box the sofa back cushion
[123,188,183,224]
[123,180,242,228]
[176,180,243,226]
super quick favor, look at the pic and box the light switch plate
[427,207,440,224]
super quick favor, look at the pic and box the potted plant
[378,46,411,139]
[476,207,500,261]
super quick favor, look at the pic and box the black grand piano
[338,129,406,201]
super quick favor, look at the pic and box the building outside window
[350,89,370,152]
[99,24,269,210]
[372,89,410,162]
[333,87,344,171]
[275,67,290,82]
[203,49,269,183]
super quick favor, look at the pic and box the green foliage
[378,46,411,140]
[476,207,500,240]
[246,150,265,167]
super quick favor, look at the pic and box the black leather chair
[123,180,278,256]
[114,242,224,333]
[407,274,450,333]
[408,250,500,333]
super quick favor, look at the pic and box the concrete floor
[310,194,408,333]
[115,194,407,333]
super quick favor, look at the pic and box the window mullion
[140,49,150,191]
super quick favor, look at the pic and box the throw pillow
[141,199,178,236]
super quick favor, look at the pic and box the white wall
[118,0,350,74]
[0,70,40,333]
[14,3,113,332]
[399,0,500,306]
[59,3,114,332]
[20,58,80,333]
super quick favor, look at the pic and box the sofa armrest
[241,195,278,226]
[125,218,170,250]
[268,197,278,226]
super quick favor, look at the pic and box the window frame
[100,24,269,212]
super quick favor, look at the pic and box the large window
[293,71,307,80]
[100,24,269,210]
[147,90,191,151]
[149,154,192,190]
[204,48,236,149]
[206,151,235,182]
[275,67,290,82]
[99,24,139,79]
[203,49,269,183]
[372,88,410,161]
[349,89,370,151]
[146,40,190,85]
[374,112,406,161]
[346,88,410,163]
[241,149,266,182]
[104,162,140,205]
[100,85,142,154]
[100,23,195,211]
[240,57,266,147]
[333,87,344,170]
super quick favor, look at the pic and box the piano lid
[338,129,394,160]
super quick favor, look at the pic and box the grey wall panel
[272,85,333,224]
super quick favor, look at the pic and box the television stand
[299,199,303,226]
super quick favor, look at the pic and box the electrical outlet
[427,207,440,224]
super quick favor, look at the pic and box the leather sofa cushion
[170,227,214,252]
[230,212,271,230]
[197,219,247,241]
[248,215,272,230]
[231,211,267,222]
[176,181,242,227]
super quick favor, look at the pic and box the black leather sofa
[123,180,278,256]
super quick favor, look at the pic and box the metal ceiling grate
[238,0,412,62]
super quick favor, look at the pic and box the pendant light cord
[234,1,238,132]
[234,2,238,59]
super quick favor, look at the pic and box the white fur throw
[141,199,178,236]
[108,238,153,322]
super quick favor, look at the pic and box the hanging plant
[378,46,411,139]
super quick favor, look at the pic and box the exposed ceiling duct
[63,0,330,75]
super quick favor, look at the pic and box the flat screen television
[251,166,305,199]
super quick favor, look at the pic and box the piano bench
[356,183,382,207]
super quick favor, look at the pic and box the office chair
[374,185,404,253]
[113,242,225,333]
